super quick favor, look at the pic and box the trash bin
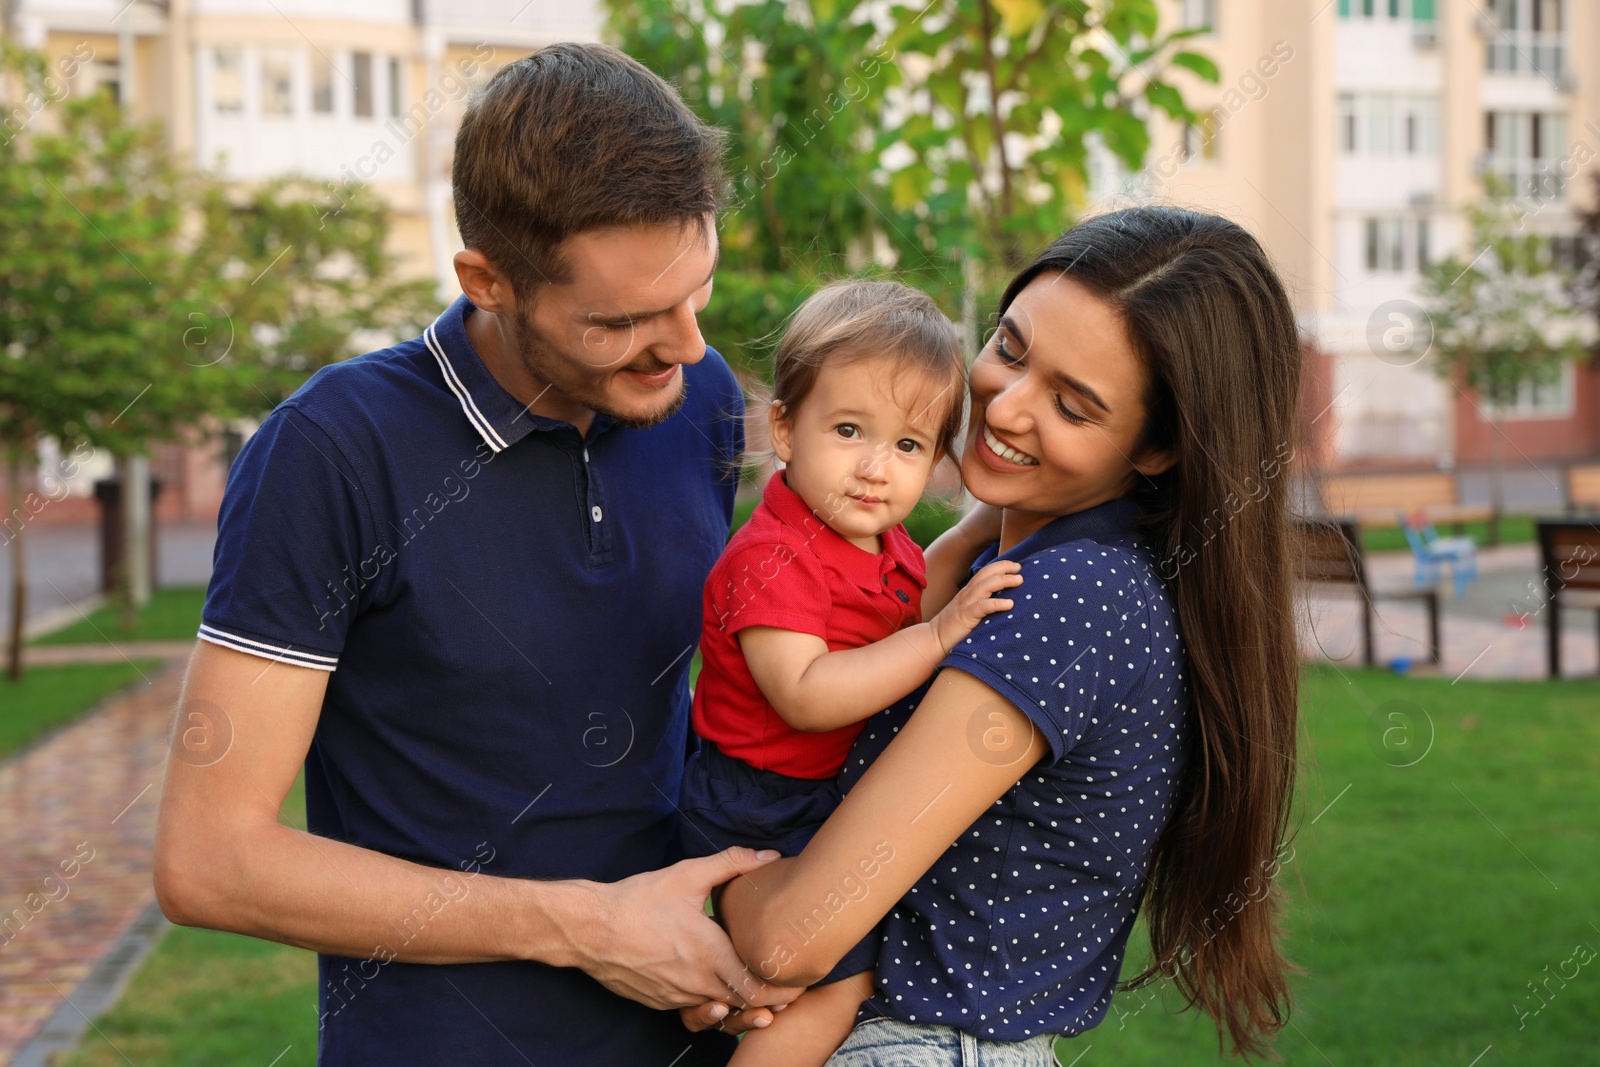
[93,475,163,594]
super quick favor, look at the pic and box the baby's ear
[767,401,794,464]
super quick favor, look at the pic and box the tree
[606,0,1214,375]
[0,43,438,680]
[1420,186,1592,541]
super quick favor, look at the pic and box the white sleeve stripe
[197,624,340,666]
[425,324,507,453]
[197,631,338,672]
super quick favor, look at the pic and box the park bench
[1296,518,1441,668]
[1536,519,1600,678]
[1317,471,1492,531]
[1567,464,1600,514]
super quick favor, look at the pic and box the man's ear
[767,401,794,464]
[452,249,515,315]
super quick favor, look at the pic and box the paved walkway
[0,656,185,1066]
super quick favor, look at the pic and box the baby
[681,280,1022,1066]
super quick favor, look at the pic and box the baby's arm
[738,558,1022,733]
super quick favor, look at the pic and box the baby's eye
[835,424,861,439]
[896,439,921,454]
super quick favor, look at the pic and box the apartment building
[1141,0,1599,474]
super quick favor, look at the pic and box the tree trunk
[1488,416,1505,548]
[6,454,25,682]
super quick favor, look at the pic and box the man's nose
[652,300,707,367]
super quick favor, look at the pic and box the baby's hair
[767,280,967,458]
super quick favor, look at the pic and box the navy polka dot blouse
[837,497,1191,1041]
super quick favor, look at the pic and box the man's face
[513,216,718,429]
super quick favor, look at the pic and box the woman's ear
[767,401,794,464]
[1133,446,1178,479]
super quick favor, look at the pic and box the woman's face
[962,272,1173,525]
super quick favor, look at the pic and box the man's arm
[155,641,802,1014]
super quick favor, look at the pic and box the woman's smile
[977,420,1040,468]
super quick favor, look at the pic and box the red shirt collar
[762,471,927,592]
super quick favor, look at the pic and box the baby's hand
[930,559,1023,652]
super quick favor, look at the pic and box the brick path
[0,657,184,1066]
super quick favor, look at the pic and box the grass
[31,587,208,646]
[0,661,162,760]
[60,668,1600,1066]
[1358,513,1537,553]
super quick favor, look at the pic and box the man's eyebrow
[585,242,720,326]
[1000,313,1111,414]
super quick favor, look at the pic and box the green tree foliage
[1420,186,1592,529]
[0,42,437,678]
[606,0,1215,376]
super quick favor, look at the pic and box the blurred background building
[3,0,1597,525]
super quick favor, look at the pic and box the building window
[1339,94,1438,156]
[1182,108,1221,163]
[213,48,244,114]
[387,57,403,119]
[1364,217,1412,272]
[352,51,373,118]
[311,53,335,114]
[1484,362,1575,419]
[1485,110,1567,199]
[1416,218,1430,269]
[1340,0,1435,17]
[1485,0,1567,80]
[261,48,294,116]
[1180,0,1215,31]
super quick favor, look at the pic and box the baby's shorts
[680,741,880,984]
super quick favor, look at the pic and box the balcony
[1485,29,1569,84]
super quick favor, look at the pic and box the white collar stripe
[425,323,507,453]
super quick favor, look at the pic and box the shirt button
[591,506,603,522]
[583,449,590,462]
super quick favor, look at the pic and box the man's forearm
[155,817,598,966]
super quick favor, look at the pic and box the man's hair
[452,42,727,298]
[769,280,967,458]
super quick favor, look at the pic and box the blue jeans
[825,1017,1061,1067]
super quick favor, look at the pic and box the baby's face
[771,353,956,552]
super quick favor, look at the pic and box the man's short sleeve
[939,544,1154,764]
[198,406,376,671]
[706,539,832,641]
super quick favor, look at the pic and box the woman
[714,206,1303,1062]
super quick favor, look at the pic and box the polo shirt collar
[422,295,614,453]
[989,496,1144,564]
[764,470,927,591]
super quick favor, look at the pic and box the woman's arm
[921,502,1004,616]
[717,667,1048,986]
[739,559,1021,733]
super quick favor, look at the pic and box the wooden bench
[1568,464,1600,513]
[1537,520,1600,678]
[1296,518,1440,668]
[1318,471,1492,530]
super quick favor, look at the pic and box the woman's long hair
[999,207,1302,1057]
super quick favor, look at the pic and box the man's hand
[929,558,1023,653]
[570,846,805,1013]
[678,1000,780,1035]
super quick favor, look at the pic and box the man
[154,43,798,1065]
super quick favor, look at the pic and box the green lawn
[32,587,208,646]
[61,668,1599,1065]
[1358,513,1536,553]
[0,661,162,760]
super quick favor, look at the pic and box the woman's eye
[836,424,860,439]
[994,336,1023,366]
[896,439,920,454]
[1054,395,1090,425]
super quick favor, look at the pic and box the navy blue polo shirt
[200,295,743,1066]
[838,498,1190,1041]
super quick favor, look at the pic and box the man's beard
[512,307,688,430]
